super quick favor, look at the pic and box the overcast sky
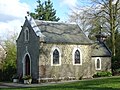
[0,0,88,39]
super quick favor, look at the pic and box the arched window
[51,47,61,66]
[97,59,100,69]
[73,48,82,65]
[24,27,29,41]
[26,30,29,41]
[53,49,59,64]
[95,57,101,70]
[75,50,80,64]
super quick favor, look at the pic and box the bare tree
[68,0,120,57]
[68,7,91,33]
[90,0,120,57]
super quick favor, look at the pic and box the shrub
[93,71,112,78]
[0,65,16,81]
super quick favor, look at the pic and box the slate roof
[34,20,92,44]
[91,42,111,57]
[26,16,44,37]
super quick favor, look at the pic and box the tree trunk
[109,0,116,57]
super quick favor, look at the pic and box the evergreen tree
[30,0,60,21]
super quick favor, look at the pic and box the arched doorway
[25,54,30,75]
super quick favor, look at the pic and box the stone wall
[39,43,92,80]
[17,20,40,79]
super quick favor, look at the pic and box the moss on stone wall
[39,43,92,79]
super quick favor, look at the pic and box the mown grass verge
[1,76,120,90]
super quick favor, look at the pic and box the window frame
[51,47,61,66]
[95,57,101,70]
[72,47,82,65]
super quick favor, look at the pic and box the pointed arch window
[51,47,61,66]
[73,48,82,65]
[95,57,101,70]
[75,50,80,64]
[53,49,59,64]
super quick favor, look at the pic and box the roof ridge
[34,20,77,25]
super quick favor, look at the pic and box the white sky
[0,0,29,39]
[0,0,79,40]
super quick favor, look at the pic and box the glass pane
[75,50,80,64]
[53,49,59,64]
[97,59,100,69]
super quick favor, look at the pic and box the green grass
[1,76,120,90]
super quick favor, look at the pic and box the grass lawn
[1,76,120,90]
